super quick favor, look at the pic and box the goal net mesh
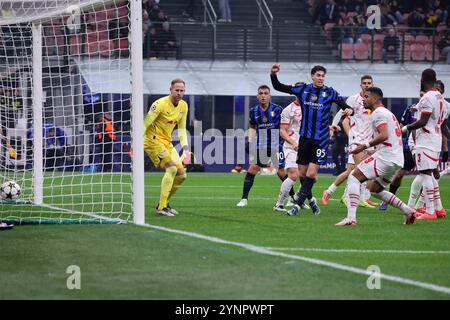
[0,0,135,224]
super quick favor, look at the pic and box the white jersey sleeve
[281,101,302,151]
[346,93,373,144]
[371,106,404,166]
[414,89,444,152]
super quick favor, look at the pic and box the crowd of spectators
[305,0,450,63]
[142,0,178,59]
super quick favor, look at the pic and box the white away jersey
[414,89,445,152]
[280,100,302,150]
[371,106,404,166]
[346,93,373,144]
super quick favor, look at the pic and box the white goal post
[0,0,145,225]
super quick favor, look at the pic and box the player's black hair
[421,68,437,85]
[311,65,327,75]
[258,85,270,92]
[436,80,445,94]
[366,87,383,99]
[361,75,373,82]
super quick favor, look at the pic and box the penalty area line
[264,247,450,254]
[141,223,450,296]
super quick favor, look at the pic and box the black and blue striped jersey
[271,75,350,145]
[400,104,416,151]
[249,103,284,150]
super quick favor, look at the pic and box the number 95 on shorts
[296,137,329,165]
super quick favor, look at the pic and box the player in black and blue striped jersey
[270,64,353,216]
[236,85,295,207]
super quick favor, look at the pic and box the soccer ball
[0,180,21,200]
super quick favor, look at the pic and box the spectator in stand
[154,21,177,59]
[407,7,425,35]
[310,0,326,24]
[218,0,232,23]
[153,9,169,32]
[438,32,450,63]
[335,16,356,45]
[424,9,440,29]
[318,0,339,25]
[382,28,400,63]
[182,0,196,22]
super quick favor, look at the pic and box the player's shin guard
[372,190,413,215]
[277,177,295,206]
[242,172,256,199]
[346,174,360,221]
[408,175,423,207]
[168,173,187,201]
[160,165,178,209]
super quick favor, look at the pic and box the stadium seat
[425,44,440,61]
[353,43,369,60]
[415,35,429,46]
[401,45,411,61]
[370,43,383,60]
[359,34,372,45]
[374,34,385,45]
[437,23,447,35]
[395,24,408,34]
[340,43,354,60]
[402,33,415,45]
[410,44,425,61]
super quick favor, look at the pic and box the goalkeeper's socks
[159,166,177,209]
[168,173,187,201]
[242,172,255,199]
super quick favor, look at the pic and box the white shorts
[358,155,401,188]
[347,138,371,165]
[415,148,439,171]
[283,147,298,169]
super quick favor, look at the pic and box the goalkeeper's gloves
[180,149,191,165]
[442,151,449,163]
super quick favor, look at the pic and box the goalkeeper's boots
[156,207,175,217]
[309,197,321,215]
[167,204,179,215]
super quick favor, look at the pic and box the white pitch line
[264,247,450,254]
[141,223,450,296]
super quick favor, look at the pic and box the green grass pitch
[1,172,449,299]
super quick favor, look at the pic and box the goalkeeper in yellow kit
[144,78,190,217]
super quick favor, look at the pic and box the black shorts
[403,149,415,171]
[249,148,285,168]
[296,137,329,165]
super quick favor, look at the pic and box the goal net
[0,0,145,224]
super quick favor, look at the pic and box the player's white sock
[276,177,295,206]
[346,174,360,221]
[421,174,435,214]
[360,182,371,201]
[432,176,443,211]
[415,190,425,209]
[326,183,338,195]
[372,190,414,215]
[408,175,423,207]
